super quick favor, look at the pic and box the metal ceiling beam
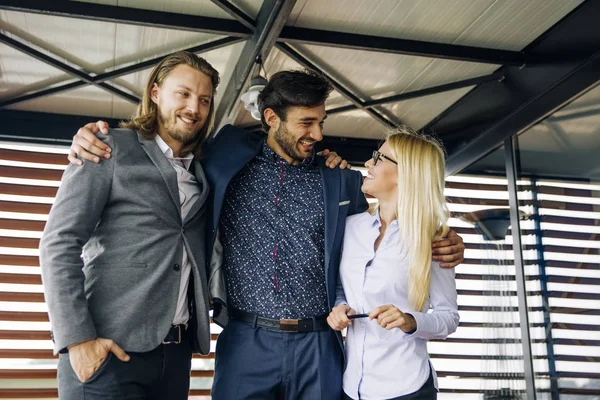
[542,121,574,151]
[548,108,600,122]
[0,33,139,104]
[445,50,600,175]
[276,43,398,129]
[278,27,551,66]
[438,0,600,175]
[0,37,242,108]
[94,37,243,81]
[0,110,381,163]
[0,82,87,109]
[328,73,505,115]
[0,110,122,144]
[0,0,251,37]
[214,0,297,130]
[1,0,559,67]
[504,136,537,400]
[209,0,255,31]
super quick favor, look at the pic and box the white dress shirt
[154,135,200,326]
[337,211,459,400]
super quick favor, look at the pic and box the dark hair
[120,51,220,157]
[257,69,333,131]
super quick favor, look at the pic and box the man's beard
[159,111,202,145]
[274,123,310,163]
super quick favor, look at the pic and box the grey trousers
[57,340,192,400]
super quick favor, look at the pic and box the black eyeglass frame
[372,150,397,165]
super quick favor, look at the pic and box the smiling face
[266,104,327,164]
[362,140,398,202]
[151,64,213,146]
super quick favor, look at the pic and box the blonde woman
[327,128,460,400]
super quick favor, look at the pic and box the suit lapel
[137,132,181,218]
[319,159,340,274]
[208,133,264,231]
[183,159,210,225]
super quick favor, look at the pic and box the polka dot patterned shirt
[219,140,328,319]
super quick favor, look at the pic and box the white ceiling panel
[552,83,600,120]
[1,7,239,118]
[8,84,126,118]
[12,39,247,120]
[112,27,224,68]
[208,41,250,111]
[76,0,235,20]
[230,0,263,19]
[2,10,118,67]
[517,83,600,155]
[380,86,475,131]
[265,47,352,109]
[289,0,583,51]
[111,40,245,116]
[2,9,224,74]
[294,43,498,100]
[233,46,355,127]
[322,109,389,140]
[0,42,67,100]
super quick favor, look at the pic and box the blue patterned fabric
[219,140,328,319]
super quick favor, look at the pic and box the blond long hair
[387,127,450,311]
[120,51,220,157]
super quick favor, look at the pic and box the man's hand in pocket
[68,338,130,382]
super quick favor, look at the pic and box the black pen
[348,313,369,319]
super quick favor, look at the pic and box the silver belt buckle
[279,319,299,332]
[162,325,182,344]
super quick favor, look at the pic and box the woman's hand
[327,304,355,331]
[369,304,417,333]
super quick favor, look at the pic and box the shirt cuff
[403,312,421,337]
[334,299,348,308]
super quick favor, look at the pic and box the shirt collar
[154,134,194,171]
[369,209,399,231]
[260,139,316,169]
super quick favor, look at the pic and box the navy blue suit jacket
[202,124,368,347]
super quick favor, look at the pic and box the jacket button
[173,264,181,272]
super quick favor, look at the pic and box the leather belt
[230,308,329,333]
[162,324,189,344]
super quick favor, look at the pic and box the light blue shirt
[337,211,459,400]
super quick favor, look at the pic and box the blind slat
[0,255,40,266]
[0,236,41,248]
[0,272,42,284]
[0,311,48,322]
[0,183,57,197]
[0,166,63,181]
[0,201,52,214]
[0,148,68,165]
[0,219,45,232]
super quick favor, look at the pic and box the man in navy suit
[69,69,465,400]
[204,70,369,399]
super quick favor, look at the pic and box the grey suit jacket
[40,129,213,355]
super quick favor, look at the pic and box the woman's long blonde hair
[386,127,450,311]
[120,51,220,157]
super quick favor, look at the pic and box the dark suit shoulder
[340,168,363,181]
[207,124,264,152]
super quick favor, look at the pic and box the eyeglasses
[372,150,397,166]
